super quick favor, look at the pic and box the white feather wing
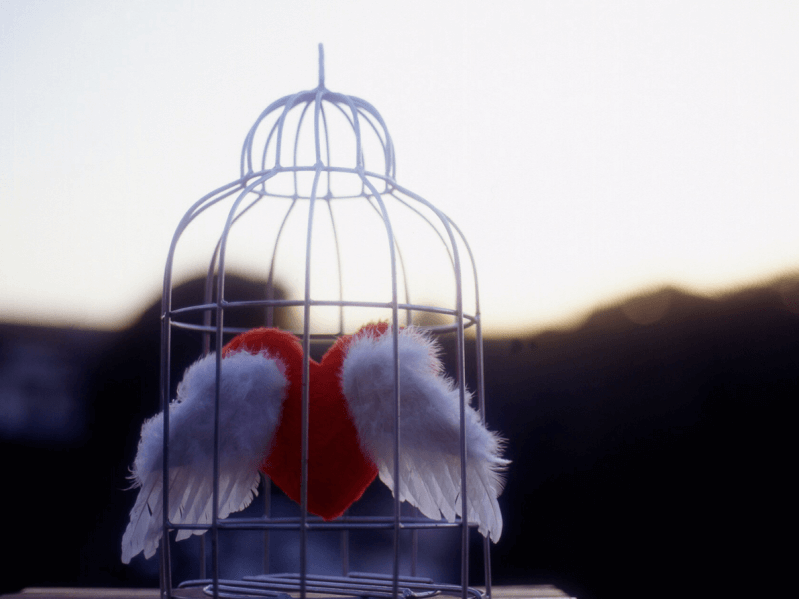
[121,350,288,563]
[341,327,509,542]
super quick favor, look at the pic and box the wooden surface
[2,586,574,599]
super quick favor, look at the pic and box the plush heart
[223,326,383,520]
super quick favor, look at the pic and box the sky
[1,0,798,335]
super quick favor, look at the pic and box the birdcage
[141,45,502,599]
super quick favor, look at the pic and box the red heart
[223,326,382,520]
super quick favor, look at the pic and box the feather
[341,326,509,542]
[121,349,288,563]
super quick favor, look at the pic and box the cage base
[177,572,485,599]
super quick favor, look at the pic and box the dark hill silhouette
[481,280,798,598]
[1,276,796,598]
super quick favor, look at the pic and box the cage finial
[318,43,325,88]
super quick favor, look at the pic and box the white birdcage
[147,45,501,599]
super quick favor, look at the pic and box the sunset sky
[2,1,798,334]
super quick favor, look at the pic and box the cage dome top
[163,43,481,339]
[241,44,396,185]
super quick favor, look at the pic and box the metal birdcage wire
[157,44,493,599]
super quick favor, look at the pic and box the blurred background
[2,2,797,598]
